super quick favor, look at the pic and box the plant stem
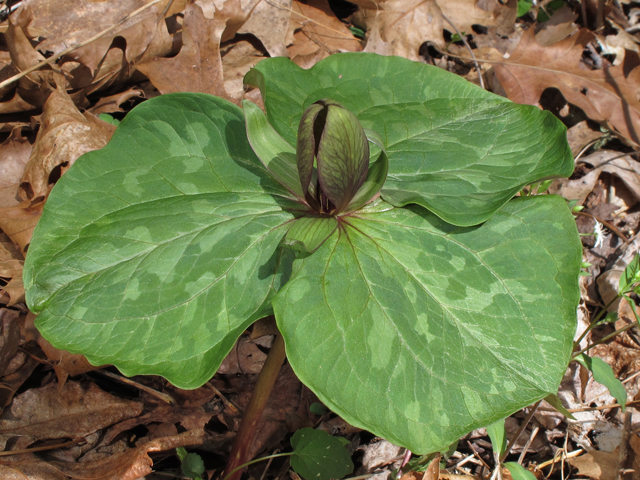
[574,294,622,347]
[223,332,287,480]
[222,453,292,480]
[573,322,637,357]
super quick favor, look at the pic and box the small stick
[210,383,242,415]
[442,13,485,89]
[0,0,165,91]
[500,400,541,463]
[467,441,492,471]
[94,369,176,405]
[517,425,539,465]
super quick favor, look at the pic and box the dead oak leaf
[353,0,443,61]
[238,0,292,57]
[287,0,362,68]
[0,198,44,256]
[0,127,32,209]
[0,429,203,480]
[19,85,115,201]
[0,236,24,306]
[487,28,640,146]
[136,2,230,99]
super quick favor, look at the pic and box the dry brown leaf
[24,312,103,385]
[568,448,618,480]
[0,309,20,375]
[222,40,267,100]
[0,128,31,209]
[534,5,579,47]
[238,0,293,57]
[486,28,640,145]
[101,385,217,444]
[136,2,230,98]
[88,88,145,115]
[19,84,116,201]
[550,151,640,207]
[287,0,362,68]
[0,198,44,255]
[3,5,57,112]
[438,0,516,36]
[351,0,443,60]
[0,380,144,451]
[0,429,203,480]
[0,235,24,306]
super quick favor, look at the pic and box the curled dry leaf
[88,88,145,115]
[287,0,362,68]
[550,151,640,207]
[0,381,143,451]
[2,5,57,113]
[19,85,116,201]
[0,235,24,306]
[486,28,640,146]
[352,0,443,61]
[0,429,204,480]
[0,127,32,209]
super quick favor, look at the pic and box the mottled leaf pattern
[245,54,573,226]
[274,196,581,453]
[24,94,297,388]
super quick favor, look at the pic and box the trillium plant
[24,54,581,455]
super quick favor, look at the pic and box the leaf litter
[1,0,640,478]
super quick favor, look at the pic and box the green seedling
[24,53,580,454]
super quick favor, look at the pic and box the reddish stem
[223,332,287,480]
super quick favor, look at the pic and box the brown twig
[500,400,541,463]
[94,369,176,405]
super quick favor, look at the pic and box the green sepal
[284,216,338,253]
[243,100,304,201]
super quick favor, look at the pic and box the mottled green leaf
[274,196,581,453]
[284,216,338,253]
[245,54,573,226]
[574,353,627,411]
[243,100,304,200]
[290,428,354,480]
[24,93,297,389]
